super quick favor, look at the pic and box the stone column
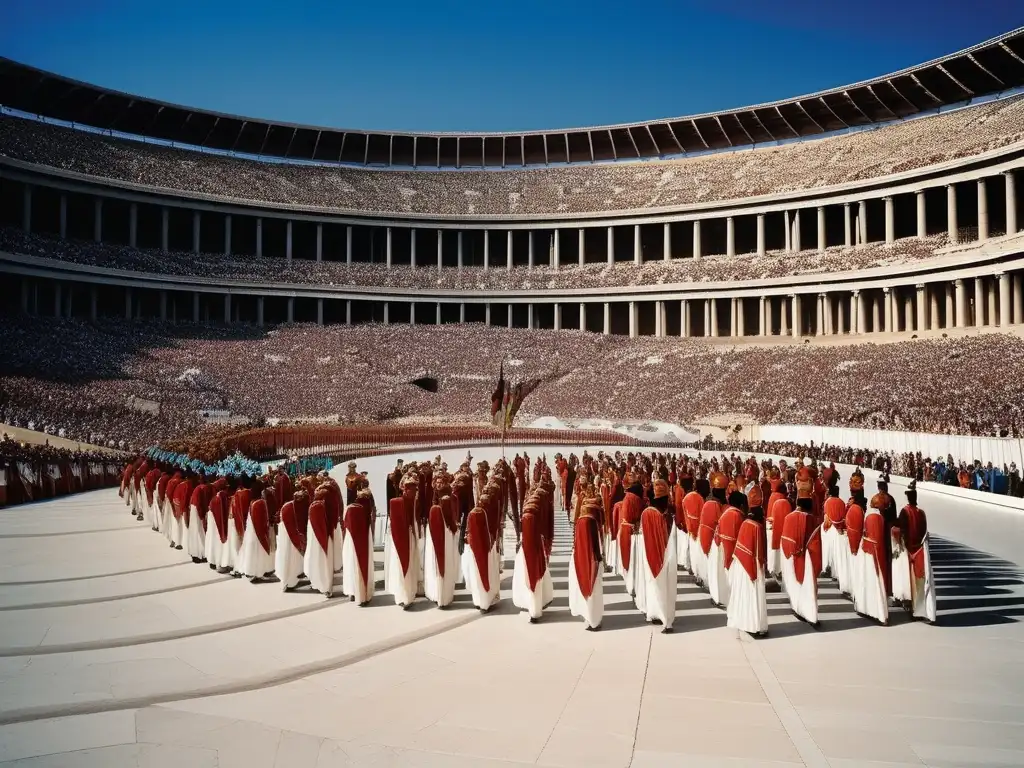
[999,273,1011,327]
[903,290,914,332]
[663,222,671,260]
[507,231,514,271]
[256,218,263,258]
[756,214,766,257]
[843,203,852,247]
[193,292,200,323]
[222,293,230,324]
[856,290,865,334]
[194,211,202,254]
[579,228,586,267]
[858,201,868,248]
[628,302,637,338]
[409,302,416,326]
[758,296,766,336]
[710,299,719,337]
[987,277,997,327]
[825,293,834,334]
[871,294,880,333]
[978,178,989,241]
[703,299,711,337]
[836,296,845,335]
[386,227,393,269]
[1014,273,1023,325]
[916,190,927,239]
[346,300,352,326]
[780,297,789,336]
[955,279,966,328]
[579,303,586,331]
[93,198,103,243]
[59,194,67,239]
[317,298,324,325]
[603,302,610,335]
[410,228,416,268]
[225,215,233,256]
[736,297,745,337]
[161,208,169,252]
[607,226,615,265]
[1006,171,1018,236]
[287,297,295,324]
[692,220,701,258]
[792,209,801,251]
[884,196,895,244]
[784,211,792,252]
[257,297,264,327]
[816,293,825,336]
[727,217,736,257]
[129,203,138,247]
[945,283,954,328]
[633,224,642,265]
[883,288,892,332]
[436,302,442,326]
[527,230,535,270]
[916,284,926,332]
[817,206,826,252]
[485,302,492,326]
[929,287,939,330]
[947,184,958,243]
[681,299,690,337]
[483,229,490,270]
[456,230,463,270]
[974,277,985,326]
[528,303,535,330]
[458,302,464,323]
[730,297,738,335]
[553,228,560,270]
[437,229,443,272]
[791,294,800,337]
[346,226,353,265]
[554,303,562,331]
[508,305,514,329]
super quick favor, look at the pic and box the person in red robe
[780,487,822,627]
[343,489,376,605]
[640,504,675,631]
[892,481,937,623]
[711,497,744,609]
[569,498,604,630]
[694,471,727,589]
[513,504,547,621]
[277,489,308,591]
[617,483,645,598]
[821,483,847,583]
[727,486,768,636]
[853,492,890,625]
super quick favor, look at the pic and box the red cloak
[428,503,448,579]
[388,497,412,576]
[781,509,821,584]
[898,504,929,579]
[846,503,865,554]
[823,496,846,532]
[210,491,230,544]
[770,497,792,551]
[231,488,251,538]
[467,507,492,592]
[573,514,601,599]
[344,501,372,584]
[173,479,193,526]
[520,511,545,591]
[248,498,271,554]
[166,476,182,518]
[441,495,459,533]
[308,499,331,554]
[699,499,723,556]
[641,506,669,578]
[682,490,703,541]
[734,518,765,581]
[275,473,293,507]
[862,510,892,596]
[673,485,687,532]
[716,506,743,569]
[190,483,211,531]
[280,500,307,554]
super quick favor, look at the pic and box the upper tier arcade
[2,27,1024,168]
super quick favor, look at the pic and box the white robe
[276,528,305,591]
[690,539,708,587]
[161,499,176,545]
[833,531,852,595]
[462,546,500,611]
[676,527,690,572]
[185,506,206,561]
[568,551,604,629]
[342,529,376,604]
[205,526,228,569]
[304,521,335,597]
[781,553,818,624]
[512,547,544,619]
[894,536,937,623]
[821,524,837,577]
[227,522,242,572]
[423,529,455,607]
[707,540,730,608]
[643,534,677,629]
[766,519,781,577]
[604,531,617,573]
[333,521,345,573]
[853,512,889,624]
[239,525,274,579]
[385,528,419,607]
[891,531,912,602]
[726,560,768,635]
[633,532,649,614]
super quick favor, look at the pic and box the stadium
[2,16,1024,768]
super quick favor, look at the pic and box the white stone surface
[1,444,1023,766]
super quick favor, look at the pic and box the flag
[490,362,506,426]
[505,378,541,429]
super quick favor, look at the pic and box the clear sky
[2,0,1022,133]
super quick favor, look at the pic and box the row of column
[29,272,1024,334]
[19,170,1019,265]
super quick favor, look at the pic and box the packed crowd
[2,95,1022,215]
[703,439,1023,497]
[3,316,1024,449]
[0,432,123,507]
[0,228,951,290]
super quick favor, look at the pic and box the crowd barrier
[757,424,1024,469]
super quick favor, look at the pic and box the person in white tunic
[727,487,769,637]
[853,493,891,626]
[569,498,604,630]
[423,499,456,608]
[186,480,210,564]
[305,488,335,598]
[780,491,822,626]
[821,484,849,592]
[342,490,377,605]
[463,504,500,612]
[205,483,232,571]
[640,505,676,632]
[239,492,275,582]
[892,481,937,623]
[277,490,308,592]
[513,504,547,621]
[385,491,419,608]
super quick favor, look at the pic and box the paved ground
[2,444,1023,767]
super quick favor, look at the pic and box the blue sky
[2,0,1022,132]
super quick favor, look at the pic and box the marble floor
[1,444,1023,767]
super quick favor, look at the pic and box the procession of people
[117,446,938,634]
